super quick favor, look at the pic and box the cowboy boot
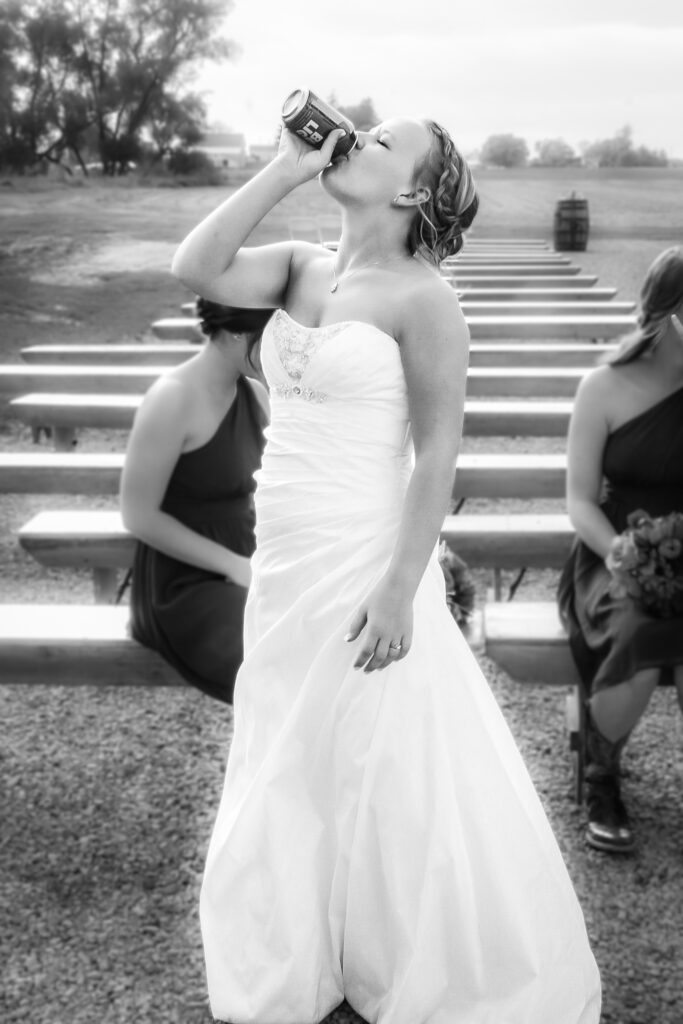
[584,710,634,854]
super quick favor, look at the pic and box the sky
[194,0,683,159]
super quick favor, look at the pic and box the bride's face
[321,116,433,207]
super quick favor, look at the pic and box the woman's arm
[566,368,617,560]
[345,280,468,672]
[171,128,346,307]
[120,377,252,587]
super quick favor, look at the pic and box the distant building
[196,132,248,169]
[249,143,279,165]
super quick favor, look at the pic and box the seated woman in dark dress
[558,247,683,854]
[120,300,273,704]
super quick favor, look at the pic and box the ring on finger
[388,641,402,654]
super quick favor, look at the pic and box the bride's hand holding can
[275,122,347,185]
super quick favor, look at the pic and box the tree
[0,0,233,174]
[480,133,529,168]
[69,0,233,174]
[534,137,577,167]
[147,91,206,163]
[329,94,381,132]
[582,125,668,168]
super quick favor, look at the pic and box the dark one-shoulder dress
[129,376,267,704]
[558,384,683,694]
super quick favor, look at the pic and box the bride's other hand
[344,580,413,672]
[276,126,347,184]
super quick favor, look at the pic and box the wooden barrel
[553,195,589,252]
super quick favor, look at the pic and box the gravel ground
[2,417,683,1023]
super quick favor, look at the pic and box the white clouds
[199,3,683,156]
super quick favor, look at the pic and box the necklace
[330,255,408,293]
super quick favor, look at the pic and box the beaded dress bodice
[262,308,407,412]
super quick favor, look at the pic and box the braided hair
[195,298,275,370]
[407,121,479,265]
[604,247,683,366]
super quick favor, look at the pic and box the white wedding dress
[200,308,601,1024]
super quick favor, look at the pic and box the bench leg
[52,426,77,452]
[31,425,52,444]
[493,568,503,601]
[93,568,119,604]
[566,686,586,804]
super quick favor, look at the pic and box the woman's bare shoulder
[395,268,465,341]
[138,367,195,422]
[576,363,625,401]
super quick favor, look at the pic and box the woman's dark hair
[604,246,683,366]
[407,120,479,265]
[195,298,275,369]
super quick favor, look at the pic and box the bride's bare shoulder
[395,268,466,346]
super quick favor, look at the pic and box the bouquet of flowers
[606,509,683,619]
[438,541,477,626]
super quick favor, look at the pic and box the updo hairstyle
[408,121,479,265]
[195,298,274,370]
[605,247,683,366]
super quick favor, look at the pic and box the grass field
[1,168,683,1024]
[1,166,682,362]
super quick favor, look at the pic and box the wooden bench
[460,301,634,317]
[18,509,576,602]
[483,601,578,685]
[21,344,198,366]
[11,394,575,445]
[464,238,549,247]
[0,605,181,685]
[466,315,634,341]
[20,341,616,369]
[468,344,614,367]
[450,276,598,289]
[456,287,617,302]
[443,264,581,277]
[10,394,139,449]
[0,452,568,498]
[0,365,164,399]
[4,366,592,401]
[450,255,574,266]
[152,313,634,342]
[179,299,632,319]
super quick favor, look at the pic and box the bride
[172,115,601,1024]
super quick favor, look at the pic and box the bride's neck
[335,208,410,271]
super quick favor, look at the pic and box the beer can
[281,89,357,158]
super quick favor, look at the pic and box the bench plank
[19,510,575,574]
[0,605,181,686]
[0,452,568,498]
[0,365,165,397]
[463,238,550,246]
[22,344,197,366]
[468,344,613,367]
[444,265,581,277]
[483,602,579,685]
[461,301,634,316]
[451,276,598,289]
[11,393,575,439]
[152,314,635,342]
[181,298,631,318]
[457,288,617,302]
[451,257,575,266]
[21,341,616,370]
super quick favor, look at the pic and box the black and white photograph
[1,1,682,1022]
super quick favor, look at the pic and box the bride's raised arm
[171,127,345,308]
